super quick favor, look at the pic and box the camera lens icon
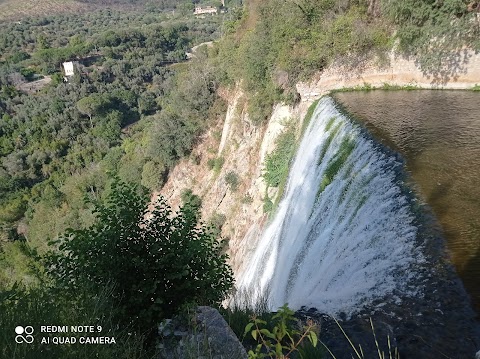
[15,326,34,344]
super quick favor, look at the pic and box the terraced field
[0,0,91,22]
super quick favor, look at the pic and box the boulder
[195,306,248,359]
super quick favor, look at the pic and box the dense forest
[0,3,236,356]
[1,0,479,357]
[0,5,229,281]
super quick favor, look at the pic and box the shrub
[263,194,274,214]
[209,212,227,238]
[207,158,216,169]
[225,171,240,192]
[244,304,319,359]
[181,188,202,212]
[242,194,254,204]
[46,179,234,337]
[207,157,225,174]
[263,124,297,188]
[141,160,165,191]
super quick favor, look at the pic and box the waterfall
[235,97,425,315]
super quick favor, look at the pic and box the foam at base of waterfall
[234,97,424,316]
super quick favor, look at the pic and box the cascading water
[235,97,425,315]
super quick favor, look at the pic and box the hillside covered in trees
[0,5,229,276]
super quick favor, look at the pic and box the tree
[138,92,157,115]
[76,94,109,126]
[141,160,165,190]
[46,179,234,334]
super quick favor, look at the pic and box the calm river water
[335,90,480,312]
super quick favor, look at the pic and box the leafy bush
[263,124,297,188]
[209,211,227,238]
[46,179,234,336]
[181,188,202,212]
[207,156,225,173]
[141,160,165,191]
[263,194,274,214]
[242,194,254,204]
[225,171,240,192]
[244,304,319,359]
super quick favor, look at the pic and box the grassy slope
[0,0,156,22]
[0,0,94,22]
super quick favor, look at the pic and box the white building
[62,61,78,77]
[194,6,217,15]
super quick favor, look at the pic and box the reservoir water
[334,90,480,311]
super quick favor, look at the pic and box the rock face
[297,50,480,99]
[156,86,304,276]
[159,307,247,359]
[195,306,248,359]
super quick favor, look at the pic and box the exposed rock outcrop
[159,306,247,359]
[195,306,248,359]
[298,50,480,101]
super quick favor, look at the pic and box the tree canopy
[46,179,234,332]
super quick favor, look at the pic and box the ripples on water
[335,90,480,311]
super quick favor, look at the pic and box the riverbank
[297,50,480,103]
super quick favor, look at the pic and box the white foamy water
[234,97,424,315]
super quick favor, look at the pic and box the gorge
[3,1,480,357]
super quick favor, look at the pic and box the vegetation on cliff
[212,0,480,121]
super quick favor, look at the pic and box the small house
[62,61,78,77]
[194,6,218,15]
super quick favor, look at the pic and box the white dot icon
[15,326,24,335]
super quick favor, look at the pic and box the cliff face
[158,50,480,278]
[155,86,305,274]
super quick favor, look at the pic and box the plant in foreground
[244,304,318,359]
[46,178,234,338]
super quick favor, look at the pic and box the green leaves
[45,178,234,334]
[382,0,479,76]
[244,304,319,359]
[263,123,297,188]
[244,322,255,336]
[308,331,318,348]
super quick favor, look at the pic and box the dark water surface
[334,90,480,312]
